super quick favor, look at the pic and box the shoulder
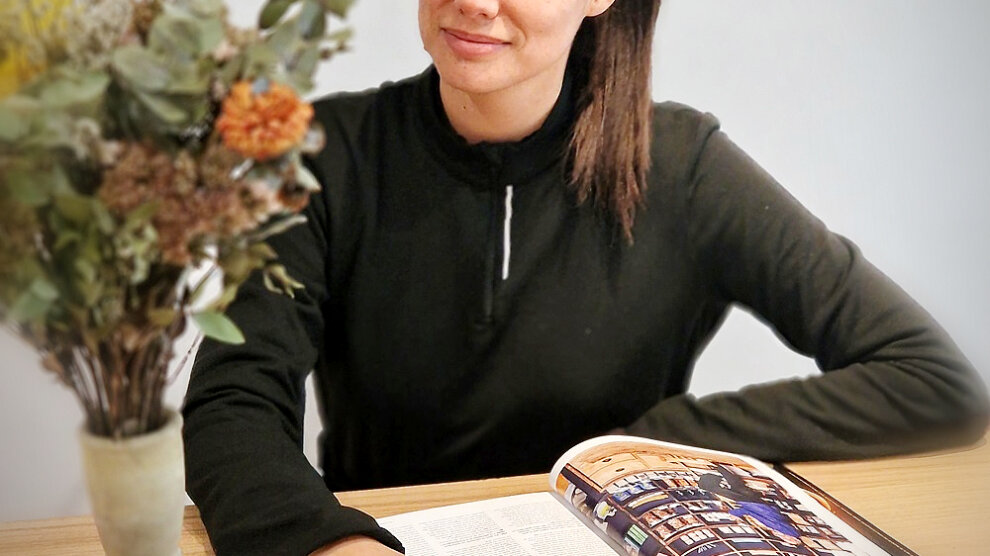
[649,101,723,182]
[308,69,427,151]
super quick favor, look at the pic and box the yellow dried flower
[0,0,73,97]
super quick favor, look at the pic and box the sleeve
[626,112,988,462]
[181,174,404,553]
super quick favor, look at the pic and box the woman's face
[419,0,613,95]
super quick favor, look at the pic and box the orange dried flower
[216,80,314,161]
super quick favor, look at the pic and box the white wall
[2,0,988,522]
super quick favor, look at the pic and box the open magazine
[379,436,914,556]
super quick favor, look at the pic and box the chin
[434,60,514,95]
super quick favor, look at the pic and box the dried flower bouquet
[0,0,354,438]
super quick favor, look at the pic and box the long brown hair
[569,0,662,243]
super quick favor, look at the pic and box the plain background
[2,0,988,522]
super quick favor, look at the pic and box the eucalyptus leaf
[53,193,93,226]
[185,0,224,16]
[5,168,51,207]
[53,230,83,250]
[321,0,355,18]
[260,0,295,29]
[0,105,29,141]
[25,113,76,150]
[112,45,171,91]
[151,8,224,58]
[323,27,354,45]
[38,71,110,108]
[196,18,225,54]
[149,14,201,58]
[249,242,279,260]
[134,90,189,125]
[218,52,245,86]
[29,278,59,301]
[147,308,178,327]
[289,43,320,76]
[163,63,212,95]
[208,284,239,311]
[266,19,299,59]
[8,288,54,322]
[296,0,326,40]
[125,201,160,230]
[192,311,245,344]
[293,161,321,192]
[266,264,303,295]
[286,72,314,94]
[93,202,116,235]
[242,43,280,80]
[250,213,306,242]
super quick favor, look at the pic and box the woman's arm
[182,166,402,554]
[627,112,987,462]
[310,536,404,555]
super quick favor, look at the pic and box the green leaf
[296,0,326,40]
[218,53,245,86]
[320,0,355,18]
[38,71,110,109]
[112,45,171,91]
[293,161,320,192]
[149,13,201,58]
[323,27,354,45]
[259,0,295,29]
[5,168,51,207]
[192,311,245,344]
[23,113,74,150]
[53,229,83,250]
[249,242,278,260]
[250,213,306,242]
[93,202,116,234]
[53,193,93,226]
[133,90,188,124]
[74,258,97,283]
[29,278,59,301]
[8,292,51,321]
[185,0,224,16]
[8,278,58,321]
[265,264,303,297]
[147,308,178,327]
[266,19,299,58]
[196,18,225,54]
[242,44,280,80]
[207,284,239,311]
[124,201,159,230]
[150,6,225,58]
[287,44,320,87]
[0,105,30,141]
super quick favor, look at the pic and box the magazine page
[549,436,892,556]
[377,492,622,555]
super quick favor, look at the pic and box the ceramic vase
[79,409,185,556]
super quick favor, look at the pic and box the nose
[452,0,499,19]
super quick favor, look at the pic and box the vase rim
[78,407,183,448]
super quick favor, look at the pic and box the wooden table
[2,439,987,556]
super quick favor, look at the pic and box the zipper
[481,184,513,325]
[501,185,513,280]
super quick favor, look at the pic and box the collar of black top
[412,63,577,189]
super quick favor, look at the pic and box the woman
[182,1,987,555]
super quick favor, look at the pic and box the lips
[441,28,509,58]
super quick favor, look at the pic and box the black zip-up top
[183,67,986,555]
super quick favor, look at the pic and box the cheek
[516,8,585,63]
[418,0,441,48]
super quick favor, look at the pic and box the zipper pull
[501,185,513,280]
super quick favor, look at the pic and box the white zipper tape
[502,185,513,280]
